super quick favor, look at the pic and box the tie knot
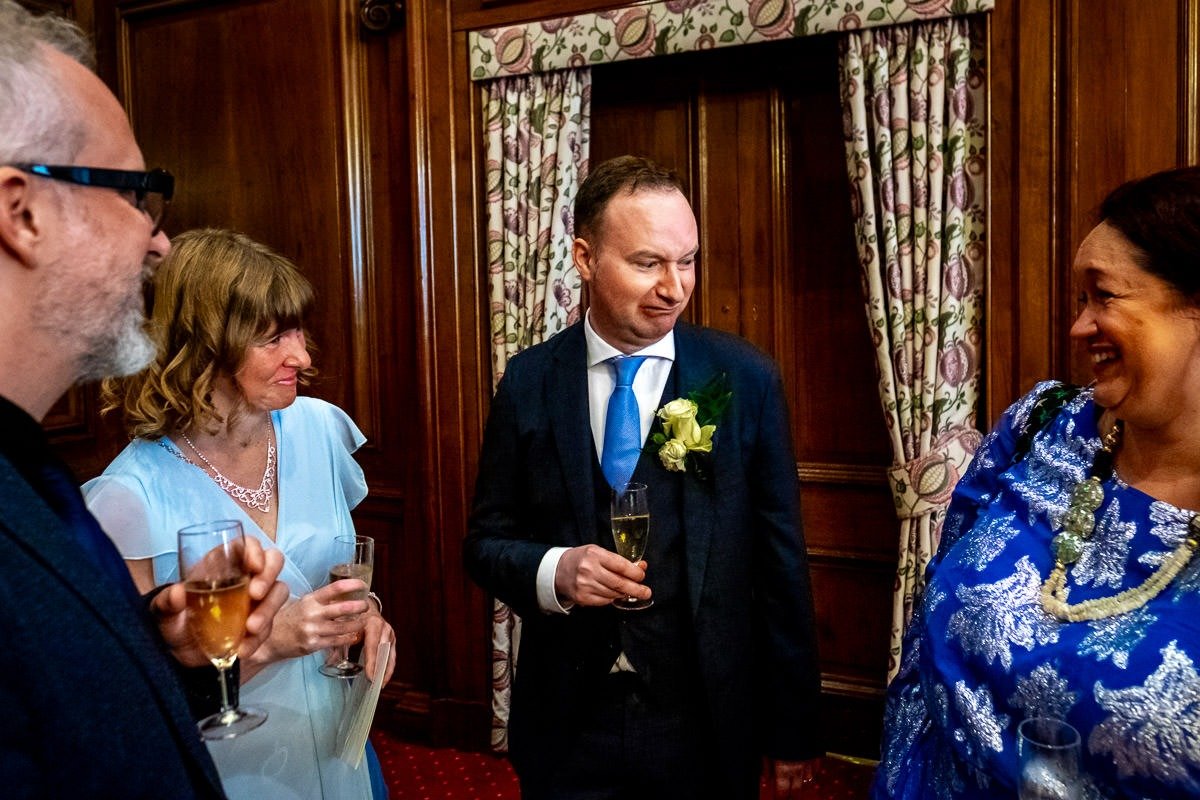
[611,356,647,388]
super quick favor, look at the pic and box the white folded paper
[336,638,392,768]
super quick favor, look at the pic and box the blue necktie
[601,355,648,493]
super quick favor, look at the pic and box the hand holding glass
[178,520,268,739]
[610,483,652,611]
[319,534,375,679]
[1018,716,1082,800]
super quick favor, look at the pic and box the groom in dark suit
[466,155,822,798]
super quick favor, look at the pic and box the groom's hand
[554,544,651,607]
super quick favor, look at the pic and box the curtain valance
[468,0,994,81]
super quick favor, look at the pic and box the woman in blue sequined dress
[873,167,1200,799]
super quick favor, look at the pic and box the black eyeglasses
[10,163,174,235]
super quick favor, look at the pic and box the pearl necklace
[166,429,276,513]
[1040,419,1200,622]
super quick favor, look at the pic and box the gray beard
[32,269,157,384]
[73,305,156,382]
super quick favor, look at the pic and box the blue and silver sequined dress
[872,382,1200,799]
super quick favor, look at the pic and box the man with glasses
[0,3,287,796]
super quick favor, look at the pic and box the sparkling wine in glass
[178,519,267,739]
[1018,717,1082,800]
[610,482,652,611]
[319,534,375,678]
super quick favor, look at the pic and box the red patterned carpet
[369,730,876,799]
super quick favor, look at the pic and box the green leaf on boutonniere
[689,373,732,427]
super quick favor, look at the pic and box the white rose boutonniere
[647,373,732,480]
[658,437,690,471]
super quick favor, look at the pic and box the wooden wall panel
[694,85,777,342]
[117,1,355,414]
[783,53,892,470]
[587,77,694,188]
[801,483,897,557]
[985,0,1059,421]
[405,5,494,746]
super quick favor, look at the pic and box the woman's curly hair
[103,228,316,439]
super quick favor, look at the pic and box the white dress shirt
[535,311,675,614]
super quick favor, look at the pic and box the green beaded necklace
[1040,419,1200,622]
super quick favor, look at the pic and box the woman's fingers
[361,616,396,683]
[311,579,371,618]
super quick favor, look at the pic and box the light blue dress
[83,397,374,800]
[873,382,1200,800]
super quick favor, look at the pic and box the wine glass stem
[216,664,235,719]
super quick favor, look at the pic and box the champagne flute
[178,519,268,739]
[1018,717,1082,800]
[319,534,375,679]
[610,482,652,610]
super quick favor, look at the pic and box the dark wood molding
[798,463,888,486]
[338,3,384,445]
[1184,0,1200,165]
[407,0,493,711]
[452,0,629,32]
[985,0,1062,424]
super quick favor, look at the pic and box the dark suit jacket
[465,321,822,791]
[0,455,225,798]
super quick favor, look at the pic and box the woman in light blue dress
[874,167,1200,799]
[84,228,394,800]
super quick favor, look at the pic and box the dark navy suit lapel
[0,459,220,791]
[673,324,720,619]
[548,326,598,546]
[0,463,146,637]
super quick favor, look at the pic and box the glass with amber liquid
[610,483,651,610]
[178,519,267,739]
[319,534,374,678]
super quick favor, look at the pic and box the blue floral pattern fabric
[873,381,1200,799]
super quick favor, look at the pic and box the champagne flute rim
[1018,716,1081,749]
[179,519,244,536]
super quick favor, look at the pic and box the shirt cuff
[536,546,574,614]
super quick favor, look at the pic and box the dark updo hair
[574,155,687,245]
[1100,166,1200,301]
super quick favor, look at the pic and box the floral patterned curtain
[838,16,987,683]
[482,68,590,750]
[468,0,995,81]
